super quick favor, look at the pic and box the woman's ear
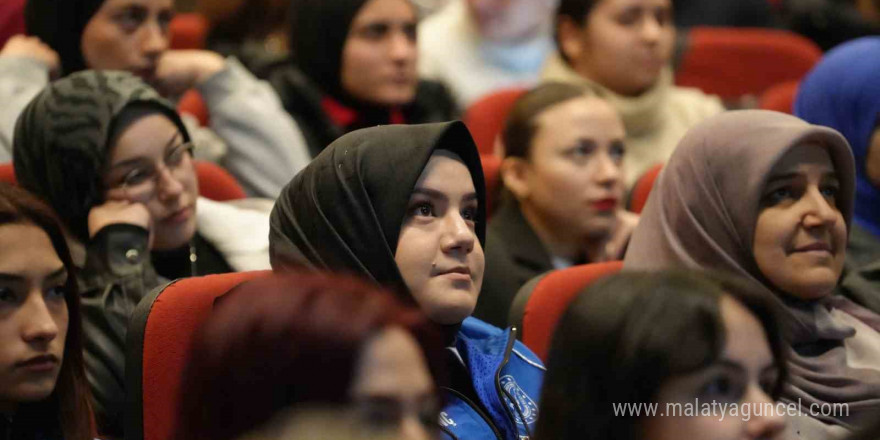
[500,157,531,201]
[557,16,585,65]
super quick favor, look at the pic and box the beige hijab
[624,110,880,430]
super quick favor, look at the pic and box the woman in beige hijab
[624,110,880,439]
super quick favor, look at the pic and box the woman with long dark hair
[0,183,92,440]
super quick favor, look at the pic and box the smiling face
[559,0,675,96]
[80,0,174,79]
[752,143,847,300]
[641,295,786,440]
[0,223,69,415]
[340,0,419,106]
[103,107,198,251]
[505,96,626,242]
[394,150,485,325]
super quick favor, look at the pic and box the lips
[16,354,59,372]
[592,198,618,211]
[162,206,194,224]
[793,242,833,254]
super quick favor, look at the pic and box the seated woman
[477,82,637,327]
[270,121,544,440]
[175,273,444,440]
[624,110,880,438]
[0,0,311,197]
[794,36,880,314]
[267,0,456,157]
[543,0,724,187]
[537,270,787,440]
[13,70,271,436]
[0,183,92,440]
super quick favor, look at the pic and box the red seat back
[177,89,210,126]
[169,13,208,50]
[0,0,25,48]
[759,80,799,114]
[0,162,15,185]
[464,88,528,156]
[481,154,502,218]
[194,160,247,201]
[628,163,662,214]
[126,271,270,440]
[515,261,623,361]
[675,27,821,100]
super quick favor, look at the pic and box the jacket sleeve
[196,57,312,198]
[0,57,50,161]
[78,224,157,438]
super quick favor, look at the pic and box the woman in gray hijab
[624,110,880,439]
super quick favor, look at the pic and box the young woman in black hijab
[267,0,457,157]
[271,121,544,440]
[13,70,271,437]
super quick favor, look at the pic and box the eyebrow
[108,132,182,170]
[766,171,838,183]
[412,188,478,202]
[0,267,67,284]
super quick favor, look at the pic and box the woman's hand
[88,200,153,248]
[0,35,60,77]
[604,210,639,261]
[151,50,226,98]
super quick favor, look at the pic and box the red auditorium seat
[177,89,210,126]
[481,154,502,217]
[628,163,663,214]
[675,27,821,100]
[759,80,800,114]
[126,271,271,440]
[464,88,527,156]
[169,13,208,50]
[2,161,247,201]
[510,261,624,361]
[0,0,25,48]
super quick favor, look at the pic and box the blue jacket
[440,317,545,440]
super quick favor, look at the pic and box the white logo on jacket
[500,375,538,425]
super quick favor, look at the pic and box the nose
[155,164,185,202]
[801,187,839,229]
[744,387,786,439]
[592,152,622,189]
[399,415,432,440]
[21,291,60,344]
[140,20,169,60]
[440,213,476,256]
[389,29,416,65]
[641,15,662,45]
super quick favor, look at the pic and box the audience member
[270,121,545,440]
[625,110,880,438]
[267,0,456,157]
[175,273,444,440]
[543,0,723,186]
[13,70,272,436]
[794,36,880,314]
[418,0,557,109]
[476,83,637,326]
[0,0,311,197]
[537,271,787,440]
[0,183,92,440]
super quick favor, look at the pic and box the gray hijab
[624,110,880,430]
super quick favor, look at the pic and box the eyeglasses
[108,142,195,201]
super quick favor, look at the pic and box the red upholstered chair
[481,154,502,218]
[628,163,662,214]
[759,80,800,114]
[0,0,25,49]
[177,89,210,126]
[0,162,15,185]
[675,27,821,100]
[126,271,271,440]
[463,88,528,156]
[510,261,624,361]
[194,160,247,201]
[169,13,208,50]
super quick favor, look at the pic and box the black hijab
[270,121,486,303]
[13,70,190,242]
[25,0,106,75]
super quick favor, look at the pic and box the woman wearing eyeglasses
[12,70,271,437]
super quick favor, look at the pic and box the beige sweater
[541,53,724,187]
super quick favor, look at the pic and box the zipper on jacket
[439,423,460,440]
[442,386,503,440]
[494,326,533,440]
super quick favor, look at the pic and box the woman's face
[341,0,419,106]
[559,0,674,96]
[507,96,626,241]
[81,0,174,79]
[642,295,785,440]
[0,223,69,414]
[753,143,847,300]
[350,326,437,440]
[103,108,199,251]
[395,150,485,325]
